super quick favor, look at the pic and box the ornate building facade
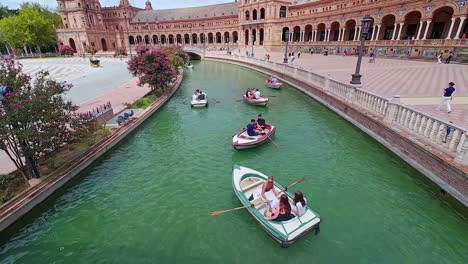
[55,0,468,59]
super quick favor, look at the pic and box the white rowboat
[243,95,269,106]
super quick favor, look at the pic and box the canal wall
[0,73,184,233]
[205,55,468,207]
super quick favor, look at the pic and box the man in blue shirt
[246,119,259,136]
[436,82,455,113]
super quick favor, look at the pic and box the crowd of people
[246,114,266,137]
[261,176,307,222]
[192,89,206,101]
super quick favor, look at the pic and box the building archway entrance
[101,38,107,51]
[69,38,77,52]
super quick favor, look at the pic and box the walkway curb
[0,72,184,233]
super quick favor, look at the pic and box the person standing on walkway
[437,53,443,64]
[436,82,456,113]
[298,50,301,59]
[445,51,453,64]
[290,54,295,65]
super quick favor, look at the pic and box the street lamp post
[251,32,254,56]
[155,19,160,48]
[283,30,289,63]
[350,16,373,85]
[227,35,230,54]
[123,7,132,57]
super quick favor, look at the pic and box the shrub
[58,45,74,56]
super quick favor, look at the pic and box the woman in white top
[291,191,306,216]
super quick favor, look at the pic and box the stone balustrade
[206,53,468,164]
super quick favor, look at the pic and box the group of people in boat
[266,76,279,84]
[246,114,266,137]
[261,176,306,222]
[245,88,262,99]
[192,89,206,101]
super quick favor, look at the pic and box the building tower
[145,0,153,10]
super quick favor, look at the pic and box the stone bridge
[181,46,204,60]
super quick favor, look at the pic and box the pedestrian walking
[436,82,456,113]
[445,51,453,64]
[267,54,270,60]
[437,53,443,64]
[290,54,295,65]
[369,52,376,63]
[298,50,301,59]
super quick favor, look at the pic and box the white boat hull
[191,99,208,107]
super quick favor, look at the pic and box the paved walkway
[214,48,468,128]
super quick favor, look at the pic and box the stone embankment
[0,72,184,232]
[206,54,468,206]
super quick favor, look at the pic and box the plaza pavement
[217,48,468,128]
[1,57,149,175]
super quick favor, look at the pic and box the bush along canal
[0,60,467,263]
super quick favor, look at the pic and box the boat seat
[241,180,264,192]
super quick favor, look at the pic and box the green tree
[164,47,189,70]
[0,57,95,181]
[20,2,62,27]
[0,5,18,19]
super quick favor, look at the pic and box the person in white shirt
[192,89,200,101]
[291,191,306,217]
[254,89,261,99]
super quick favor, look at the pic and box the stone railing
[206,53,468,164]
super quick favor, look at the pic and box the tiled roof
[131,2,238,23]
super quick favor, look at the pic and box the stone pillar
[397,22,404,40]
[375,24,381,41]
[342,28,346,41]
[454,139,468,165]
[338,28,342,42]
[422,20,431,40]
[357,26,361,40]
[325,29,329,41]
[384,95,401,122]
[300,31,304,42]
[314,30,317,42]
[370,25,376,41]
[391,24,397,40]
[454,16,467,40]
[446,17,456,39]
[416,21,423,40]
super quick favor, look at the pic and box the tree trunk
[25,156,40,179]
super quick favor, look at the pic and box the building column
[338,28,342,42]
[391,24,397,40]
[289,32,293,42]
[313,30,317,42]
[300,31,304,42]
[454,16,467,39]
[370,25,376,41]
[446,17,456,39]
[357,26,361,39]
[375,24,381,41]
[396,22,404,40]
[416,21,423,40]
[342,28,346,41]
[422,20,432,40]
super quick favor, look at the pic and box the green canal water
[0,60,467,263]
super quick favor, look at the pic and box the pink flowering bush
[0,57,95,180]
[58,45,75,56]
[127,46,176,94]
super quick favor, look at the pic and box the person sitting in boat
[254,89,262,99]
[245,89,250,97]
[261,176,279,209]
[264,194,295,222]
[247,119,261,137]
[192,90,200,101]
[291,191,306,217]
[257,114,266,130]
[198,91,206,100]
[270,77,278,84]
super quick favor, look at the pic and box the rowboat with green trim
[232,165,321,247]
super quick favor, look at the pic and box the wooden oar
[236,99,242,102]
[211,98,220,103]
[279,177,305,193]
[210,178,305,216]
[210,204,254,216]
[268,136,280,149]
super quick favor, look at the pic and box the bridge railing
[205,52,468,163]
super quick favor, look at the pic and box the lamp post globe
[350,15,373,85]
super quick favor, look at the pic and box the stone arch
[200,33,205,44]
[129,36,135,45]
[317,23,326,41]
[69,38,77,52]
[176,34,182,44]
[253,9,258,20]
[330,21,340,41]
[233,31,239,43]
[152,35,158,44]
[260,8,265,19]
[305,24,313,41]
[245,29,250,45]
[428,4,458,18]
[192,33,198,44]
[144,35,150,44]
[160,34,166,44]
[224,32,230,43]
[252,29,257,44]
[184,34,190,44]
[380,14,396,40]
[208,32,214,43]
[293,26,301,41]
[136,35,143,44]
[344,19,356,41]
[429,6,455,39]
[101,38,108,51]
[282,27,289,42]
[403,11,422,40]
[215,32,222,43]
[259,28,264,45]
[168,34,174,44]
[245,10,250,20]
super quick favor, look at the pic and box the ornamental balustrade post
[422,20,431,40]
[454,135,468,165]
[416,21,423,40]
[446,17,456,40]
[384,95,400,122]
